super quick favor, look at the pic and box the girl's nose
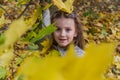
[60,30,66,36]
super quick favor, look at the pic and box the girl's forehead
[54,18,76,29]
[55,17,75,23]
[55,18,75,24]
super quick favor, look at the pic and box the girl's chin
[58,44,69,48]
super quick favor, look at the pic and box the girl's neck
[57,45,68,50]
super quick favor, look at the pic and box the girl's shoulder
[75,46,85,57]
[47,45,85,57]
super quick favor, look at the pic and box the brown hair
[51,10,84,50]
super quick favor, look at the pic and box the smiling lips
[59,39,67,43]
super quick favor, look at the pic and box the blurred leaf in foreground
[0,6,41,53]
[14,43,116,80]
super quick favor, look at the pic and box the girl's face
[53,17,77,48]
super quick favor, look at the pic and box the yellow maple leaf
[40,38,51,55]
[14,42,116,80]
[52,0,74,13]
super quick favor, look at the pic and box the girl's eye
[66,28,71,32]
[56,28,61,31]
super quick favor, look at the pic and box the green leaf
[16,52,29,66]
[28,43,39,50]
[30,24,56,43]
[22,23,39,41]
[0,33,5,45]
[0,66,7,80]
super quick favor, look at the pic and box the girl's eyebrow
[55,25,61,28]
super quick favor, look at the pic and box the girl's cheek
[53,32,59,37]
[55,31,60,35]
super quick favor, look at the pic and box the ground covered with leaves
[74,0,120,43]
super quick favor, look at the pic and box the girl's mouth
[59,39,67,43]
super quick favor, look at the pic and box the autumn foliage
[0,0,119,80]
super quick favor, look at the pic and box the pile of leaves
[74,0,120,43]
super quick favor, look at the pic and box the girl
[49,10,85,57]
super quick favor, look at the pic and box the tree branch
[17,0,33,19]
